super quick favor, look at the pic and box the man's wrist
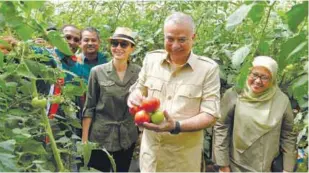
[170,121,181,134]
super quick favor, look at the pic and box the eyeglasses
[110,40,130,49]
[249,72,271,82]
[65,35,80,43]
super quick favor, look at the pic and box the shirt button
[167,96,172,100]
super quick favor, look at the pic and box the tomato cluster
[129,97,164,125]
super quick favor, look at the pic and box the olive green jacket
[83,60,140,152]
[213,88,297,172]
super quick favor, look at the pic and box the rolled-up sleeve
[83,68,99,118]
[129,54,148,96]
[281,102,297,171]
[213,88,236,166]
[200,64,221,119]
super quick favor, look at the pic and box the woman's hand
[140,110,176,132]
[82,117,92,145]
[82,137,88,144]
[219,166,231,172]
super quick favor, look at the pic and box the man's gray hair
[164,12,195,34]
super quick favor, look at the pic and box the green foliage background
[0,0,308,172]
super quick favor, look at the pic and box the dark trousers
[88,143,135,172]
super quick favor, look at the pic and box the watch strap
[170,121,181,134]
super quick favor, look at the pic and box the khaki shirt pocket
[144,78,163,98]
[176,85,202,115]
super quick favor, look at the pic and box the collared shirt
[77,52,107,84]
[134,49,220,120]
[133,49,221,172]
[83,60,141,152]
[53,49,82,82]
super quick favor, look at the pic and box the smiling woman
[213,56,297,172]
[82,27,140,172]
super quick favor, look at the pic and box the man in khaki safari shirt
[127,12,221,172]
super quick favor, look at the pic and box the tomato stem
[31,79,38,98]
[40,109,65,171]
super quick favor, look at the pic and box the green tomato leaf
[277,33,306,70]
[287,41,307,59]
[0,153,19,172]
[63,83,84,96]
[21,139,47,155]
[16,63,36,79]
[55,136,70,144]
[0,2,16,18]
[76,141,99,167]
[292,74,308,88]
[23,1,45,9]
[15,24,34,41]
[47,30,73,56]
[12,128,31,138]
[286,1,308,33]
[236,60,252,89]
[292,83,308,105]
[226,4,254,31]
[257,40,270,55]
[8,109,30,116]
[0,140,15,152]
[0,51,3,69]
[102,148,116,172]
[24,59,47,77]
[69,118,82,129]
[231,45,251,68]
[248,3,266,23]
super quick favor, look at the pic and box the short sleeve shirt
[134,50,221,120]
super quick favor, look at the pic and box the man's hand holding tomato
[141,110,176,132]
[127,91,176,132]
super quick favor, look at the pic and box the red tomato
[129,106,141,116]
[134,110,150,124]
[140,97,160,113]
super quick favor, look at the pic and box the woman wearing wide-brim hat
[82,27,140,172]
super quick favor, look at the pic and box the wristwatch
[170,121,181,135]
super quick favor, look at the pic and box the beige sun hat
[109,27,135,45]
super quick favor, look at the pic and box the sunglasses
[65,35,80,43]
[110,40,130,49]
